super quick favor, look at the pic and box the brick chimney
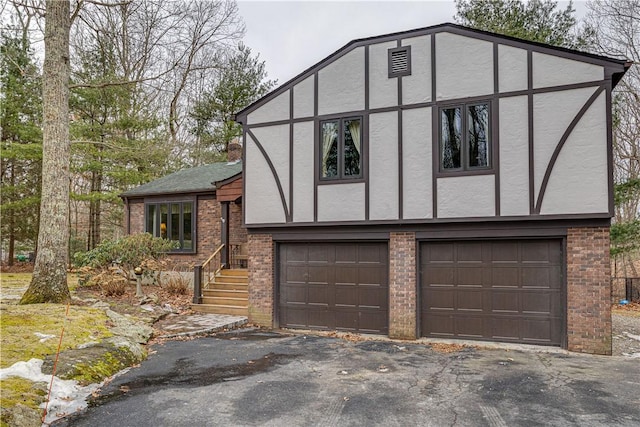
[227,138,242,163]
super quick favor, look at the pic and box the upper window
[320,117,362,180]
[440,102,491,172]
[145,201,194,252]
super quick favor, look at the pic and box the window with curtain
[145,201,195,252]
[440,102,490,172]
[320,117,362,180]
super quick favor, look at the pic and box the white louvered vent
[388,46,411,77]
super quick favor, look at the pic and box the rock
[0,404,41,427]
[139,293,159,305]
[105,309,153,343]
[42,342,141,384]
[91,301,110,309]
[103,336,146,361]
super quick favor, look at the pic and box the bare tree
[586,0,640,275]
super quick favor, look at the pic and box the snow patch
[34,333,56,343]
[622,331,640,342]
[0,358,101,425]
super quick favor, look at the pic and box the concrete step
[201,296,248,306]
[191,304,248,316]
[203,289,248,299]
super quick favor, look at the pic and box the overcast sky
[237,0,589,85]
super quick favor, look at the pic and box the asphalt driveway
[55,329,640,427]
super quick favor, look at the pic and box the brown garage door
[420,239,563,345]
[279,242,388,334]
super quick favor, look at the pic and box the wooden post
[193,264,202,304]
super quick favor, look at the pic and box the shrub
[74,233,177,271]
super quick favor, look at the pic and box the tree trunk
[8,162,15,266]
[20,0,71,304]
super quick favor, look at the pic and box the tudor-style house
[235,23,630,355]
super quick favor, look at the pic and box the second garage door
[279,242,388,334]
[420,239,564,345]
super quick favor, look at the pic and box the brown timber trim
[242,124,247,227]
[244,80,609,130]
[528,50,535,215]
[289,88,294,222]
[246,128,291,222]
[397,39,404,220]
[234,23,627,123]
[534,85,605,214]
[431,33,438,218]
[247,214,611,231]
[493,42,501,216]
[606,79,615,216]
[248,217,609,237]
[364,45,370,221]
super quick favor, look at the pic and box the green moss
[0,377,46,411]
[0,305,112,368]
[72,346,143,385]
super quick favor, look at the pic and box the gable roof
[120,161,243,198]
[234,22,631,122]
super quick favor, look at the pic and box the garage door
[420,239,563,345]
[279,242,388,334]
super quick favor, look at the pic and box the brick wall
[389,232,417,339]
[128,201,144,234]
[125,196,224,269]
[229,202,247,246]
[247,233,274,327]
[566,226,612,355]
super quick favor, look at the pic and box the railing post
[193,264,203,304]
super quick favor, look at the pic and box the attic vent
[388,46,411,78]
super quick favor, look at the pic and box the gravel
[613,313,640,357]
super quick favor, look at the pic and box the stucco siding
[318,47,365,115]
[293,75,314,119]
[401,35,431,104]
[533,87,598,202]
[499,96,530,216]
[251,125,290,210]
[369,41,398,109]
[541,92,608,214]
[435,32,493,100]
[499,44,528,93]
[402,107,433,219]
[293,121,315,222]
[370,111,399,220]
[247,90,290,125]
[317,183,365,222]
[245,134,286,224]
[533,52,604,89]
[437,175,495,218]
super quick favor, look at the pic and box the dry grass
[0,304,112,368]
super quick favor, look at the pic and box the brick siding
[125,196,247,269]
[566,226,612,355]
[247,233,274,326]
[229,202,247,246]
[389,232,417,339]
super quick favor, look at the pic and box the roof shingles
[121,161,242,197]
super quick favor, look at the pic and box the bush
[74,234,177,270]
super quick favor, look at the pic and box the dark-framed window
[440,101,491,172]
[320,117,362,180]
[145,201,194,252]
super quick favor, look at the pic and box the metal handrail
[193,243,225,304]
